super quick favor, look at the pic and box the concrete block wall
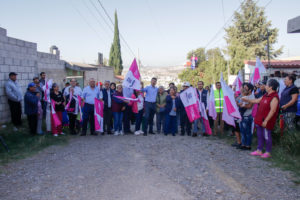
[0,27,66,123]
[0,27,38,123]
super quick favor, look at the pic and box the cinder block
[4,57,13,65]
[9,65,18,72]
[28,60,35,67]
[0,65,10,73]
[21,73,28,80]
[0,57,3,64]
[0,35,8,43]
[0,27,7,36]
[21,59,28,66]
[13,58,21,66]
[8,37,17,45]
[0,73,4,80]
[16,39,25,47]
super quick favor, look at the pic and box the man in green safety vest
[213,82,224,135]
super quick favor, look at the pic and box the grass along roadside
[212,128,300,185]
[0,121,73,165]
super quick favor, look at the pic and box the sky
[0,0,299,67]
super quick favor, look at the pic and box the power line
[70,3,106,45]
[81,0,112,41]
[95,0,137,58]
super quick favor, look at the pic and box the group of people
[4,71,300,158]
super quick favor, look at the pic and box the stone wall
[0,27,66,123]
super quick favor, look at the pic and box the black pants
[82,104,95,134]
[123,105,132,132]
[27,114,37,135]
[180,111,191,135]
[68,113,77,134]
[103,107,113,133]
[8,99,22,127]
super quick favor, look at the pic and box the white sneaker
[139,130,144,134]
[60,132,65,135]
[13,127,18,131]
[114,131,119,136]
[53,134,58,137]
[119,131,124,135]
[134,131,140,135]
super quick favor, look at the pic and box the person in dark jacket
[164,87,179,136]
[24,83,39,135]
[178,82,192,136]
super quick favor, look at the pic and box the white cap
[182,82,190,87]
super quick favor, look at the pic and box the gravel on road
[0,134,299,200]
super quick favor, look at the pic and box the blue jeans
[143,102,156,133]
[156,111,165,132]
[165,114,177,135]
[240,115,253,146]
[135,109,143,131]
[192,118,206,134]
[82,103,95,134]
[113,112,123,132]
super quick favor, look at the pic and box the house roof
[65,61,98,71]
[244,60,300,69]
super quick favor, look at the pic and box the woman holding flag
[243,79,280,158]
[50,83,65,136]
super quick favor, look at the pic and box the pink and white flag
[250,57,266,84]
[94,98,104,132]
[233,71,243,95]
[208,86,217,120]
[114,96,139,102]
[195,88,212,135]
[123,58,141,90]
[180,87,200,122]
[43,79,53,102]
[50,99,62,127]
[220,73,241,127]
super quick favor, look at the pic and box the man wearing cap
[102,80,113,135]
[5,72,23,131]
[24,83,40,135]
[81,78,103,136]
[142,77,158,136]
[178,82,192,136]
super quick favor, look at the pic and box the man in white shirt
[81,78,102,136]
[63,78,82,97]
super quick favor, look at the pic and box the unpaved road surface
[0,134,299,200]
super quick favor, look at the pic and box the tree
[225,0,282,74]
[186,48,206,67]
[109,11,123,75]
[179,47,227,86]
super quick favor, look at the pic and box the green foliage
[225,0,282,74]
[0,121,72,165]
[179,47,227,86]
[109,11,123,75]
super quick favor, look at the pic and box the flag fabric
[50,99,62,128]
[233,71,243,95]
[94,98,104,132]
[77,96,83,122]
[43,79,53,102]
[123,58,141,90]
[180,87,201,122]
[220,73,241,127]
[208,85,217,120]
[250,57,267,84]
[114,96,139,102]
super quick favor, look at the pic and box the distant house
[244,58,300,86]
